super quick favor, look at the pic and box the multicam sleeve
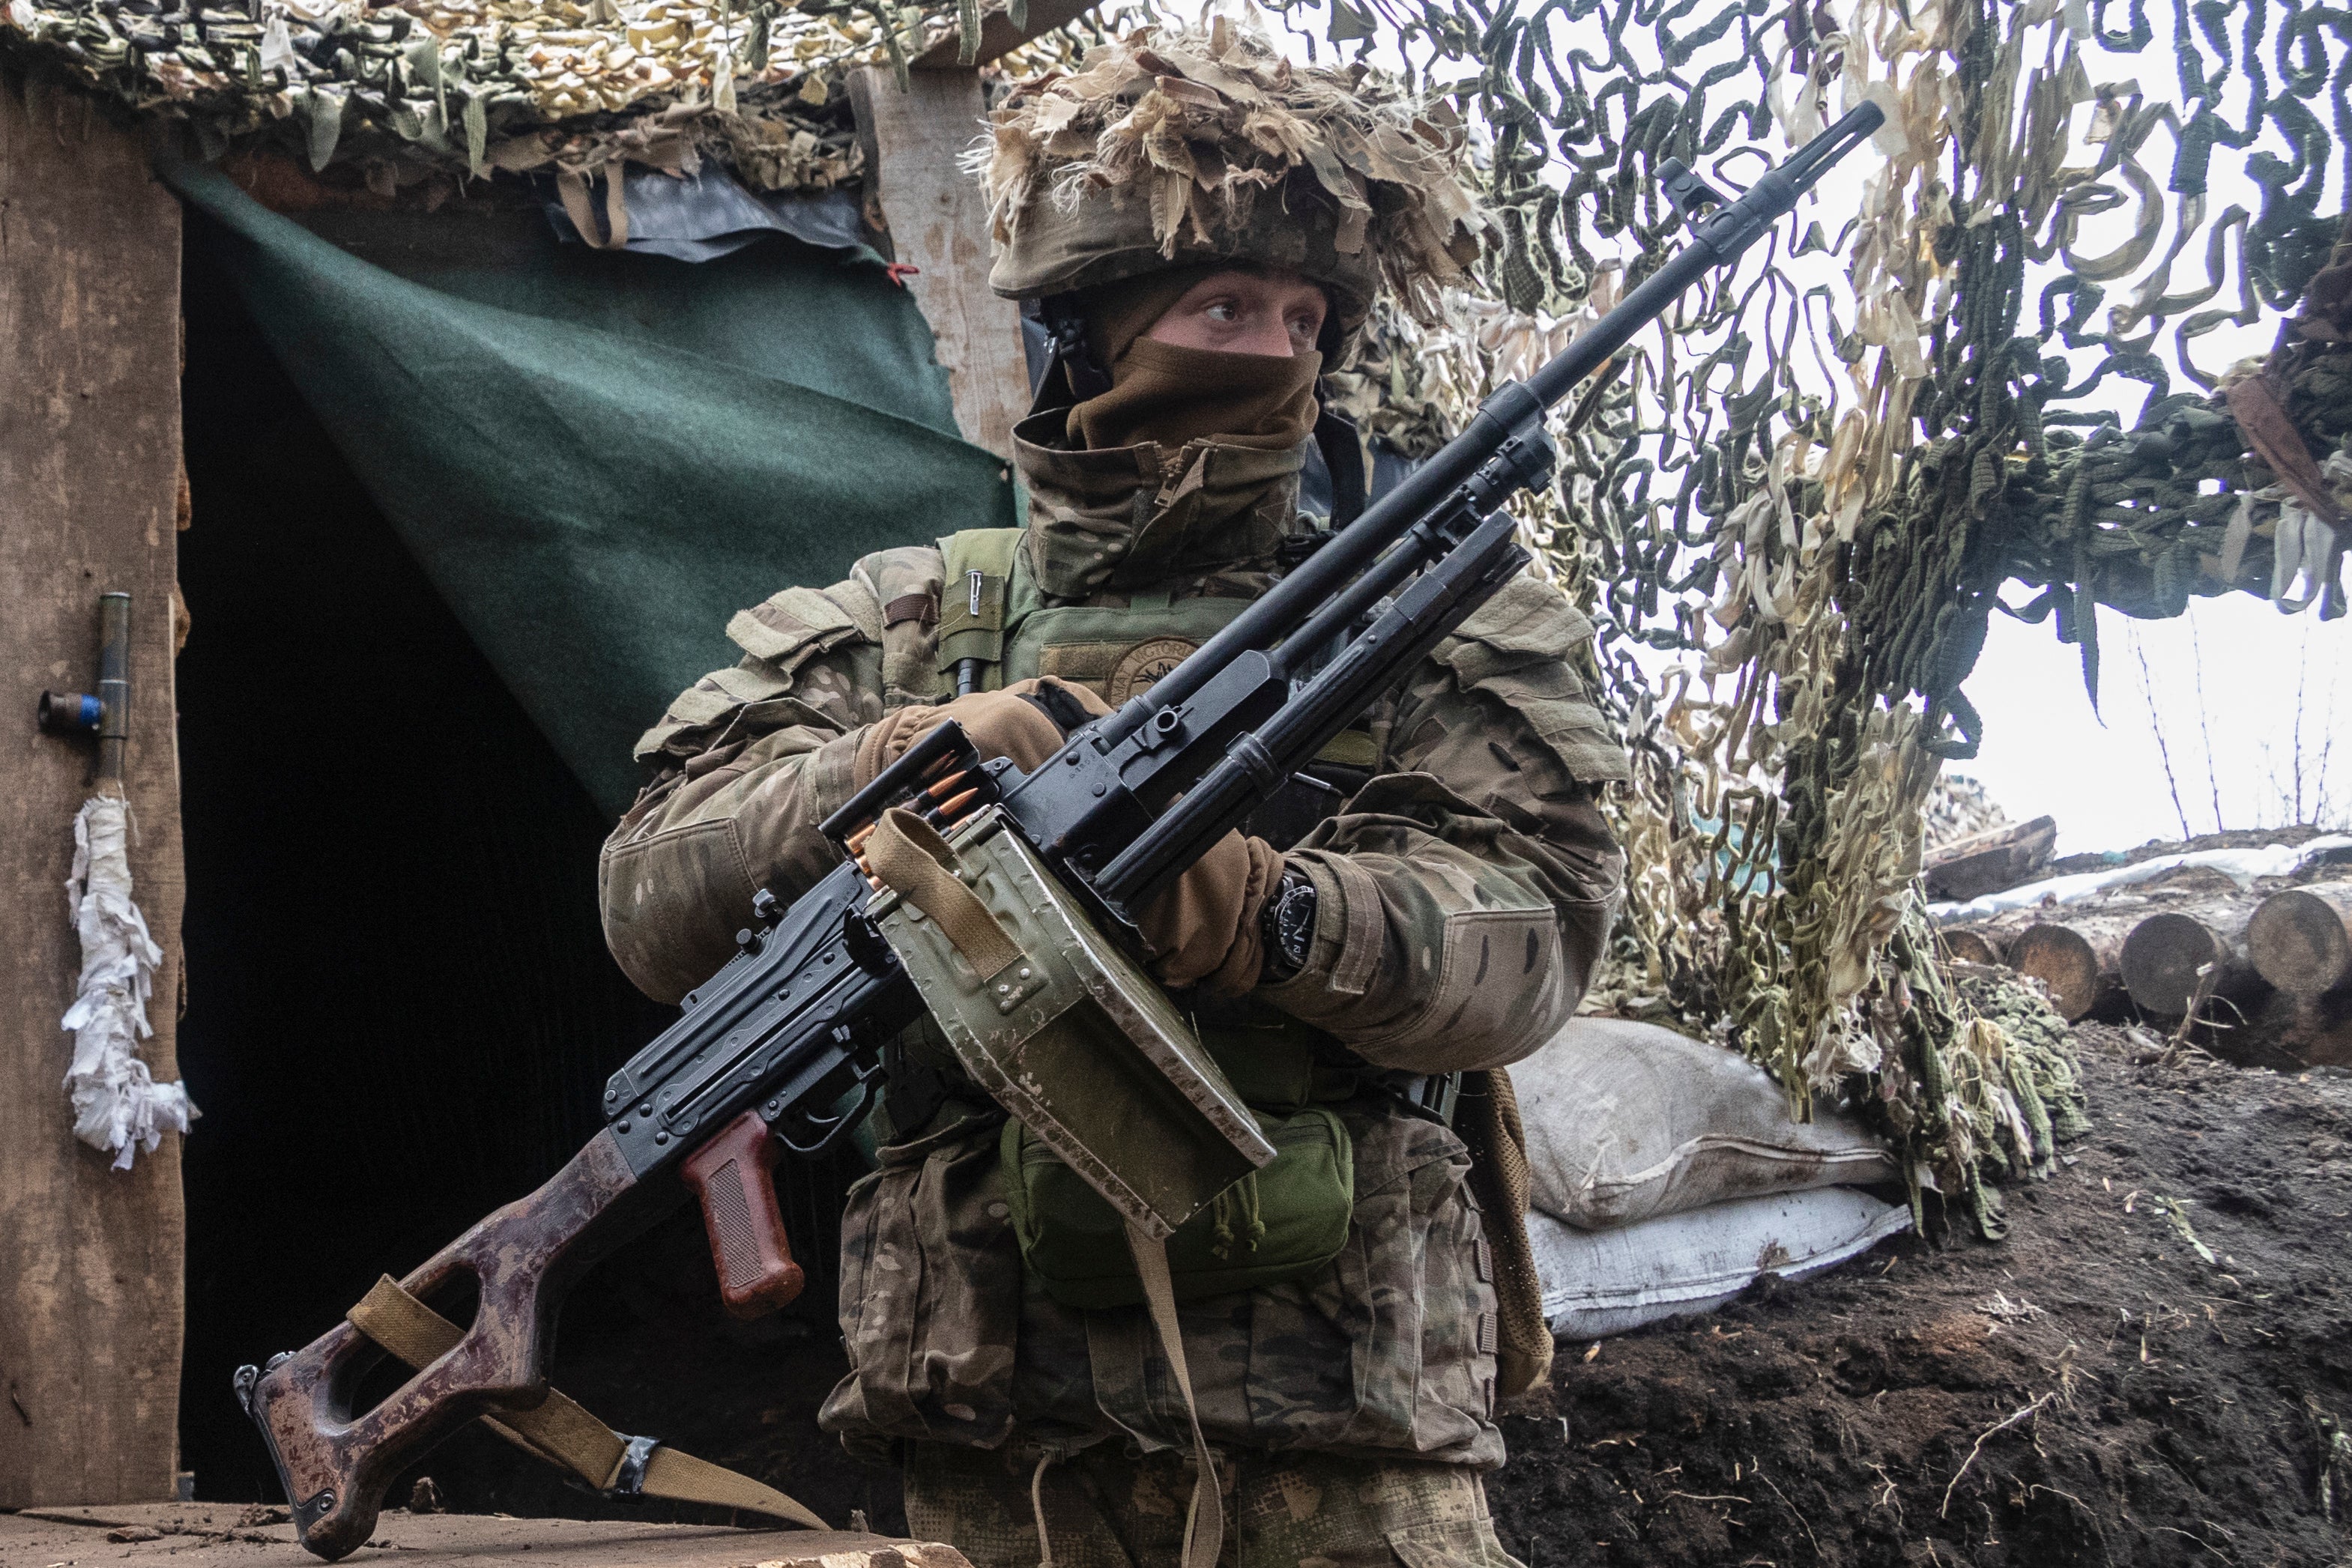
[1257,575,1629,1073]
[597,579,896,1004]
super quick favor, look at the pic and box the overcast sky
[1963,588,2346,852]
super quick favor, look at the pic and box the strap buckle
[608,1434,660,1500]
[1277,527,1335,572]
[1398,1071,1462,1127]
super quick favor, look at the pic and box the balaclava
[1063,267,1323,455]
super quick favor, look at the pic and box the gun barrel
[1527,101,1883,407]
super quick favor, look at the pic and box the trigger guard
[774,1065,881,1158]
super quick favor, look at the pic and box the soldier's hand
[850,677,1281,993]
[850,677,1112,786]
[1138,830,1284,994]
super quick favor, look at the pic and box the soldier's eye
[1204,300,1240,322]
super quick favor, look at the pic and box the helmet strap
[1313,396,1367,529]
[1031,293,1114,414]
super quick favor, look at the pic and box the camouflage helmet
[970,16,1493,336]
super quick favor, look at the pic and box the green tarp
[168,164,1017,817]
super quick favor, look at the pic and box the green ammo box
[865,805,1276,1238]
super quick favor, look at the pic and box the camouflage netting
[1923,771,2008,849]
[1272,0,2352,1229]
[0,0,1039,190]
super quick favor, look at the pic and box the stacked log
[2004,917,2135,1022]
[2120,910,2264,1017]
[2247,885,2352,1001]
[1936,871,2352,1063]
[1935,927,2004,966]
[2246,886,2352,1068]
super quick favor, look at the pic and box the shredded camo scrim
[0,0,1010,189]
[967,16,1493,321]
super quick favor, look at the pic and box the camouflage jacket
[599,416,1629,1471]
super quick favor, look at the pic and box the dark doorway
[173,212,893,1532]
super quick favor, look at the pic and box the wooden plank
[910,0,1098,68]
[0,80,188,1507]
[4,1505,976,1567]
[850,66,1031,461]
[1923,814,2057,901]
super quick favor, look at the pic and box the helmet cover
[969,15,1494,332]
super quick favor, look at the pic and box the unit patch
[1107,638,1199,704]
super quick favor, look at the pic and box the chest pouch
[935,528,1024,695]
[1000,1104,1354,1310]
[863,805,1276,1241]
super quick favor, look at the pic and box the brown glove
[850,677,1112,787]
[850,677,1281,994]
[1140,831,1284,994]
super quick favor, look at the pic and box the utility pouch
[862,804,1277,1238]
[934,528,1024,693]
[1000,1105,1355,1310]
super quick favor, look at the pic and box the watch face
[1276,883,1316,966]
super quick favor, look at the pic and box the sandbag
[1516,1017,1896,1229]
[1531,1188,1911,1340]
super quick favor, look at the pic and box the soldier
[599,19,1627,1568]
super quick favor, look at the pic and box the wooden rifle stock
[235,1130,651,1561]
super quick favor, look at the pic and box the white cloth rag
[61,795,197,1169]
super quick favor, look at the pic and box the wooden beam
[850,66,1031,461]
[5,1506,979,1567]
[0,81,187,1507]
[910,0,1098,69]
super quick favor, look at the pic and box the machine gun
[234,103,1882,1561]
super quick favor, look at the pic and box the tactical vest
[931,527,1376,770]
[889,528,1407,1310]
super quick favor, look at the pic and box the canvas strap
[345,1276,826,1529]
[1122,1220,1224,1568]
[865,808,1026,980]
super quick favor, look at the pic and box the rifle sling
[1121,1221,1224,1568]
[345,1275,828,1531]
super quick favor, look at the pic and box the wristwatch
[1260,868,1318,983]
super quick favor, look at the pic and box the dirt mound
[1487,1035,2352,1567]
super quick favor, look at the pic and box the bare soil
[384,1038,2352,1567]
[1487,1035,2352,1568]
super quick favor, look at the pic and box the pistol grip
[680,1110,805,1320]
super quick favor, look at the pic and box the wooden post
[850,64,1032,459]
[0,81,188,1506]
